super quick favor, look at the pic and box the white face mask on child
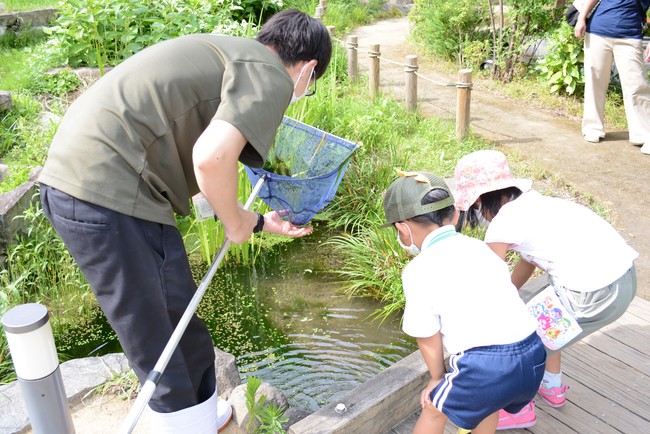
[396,224,421,256]
[290,64,315,104]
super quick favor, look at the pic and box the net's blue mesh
[245,116,359,226]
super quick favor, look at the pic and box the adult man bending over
[38,9,331,432]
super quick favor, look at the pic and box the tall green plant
[0,197,95,322]
[183,165,264,266]
[245,376,288,433]
[486,0,563,81]
[0,196,96,383]
[537,23,584,95]
[326,228,408,321]
[410,0,563,81]
[45,0,259,70]
[409,0,485,61]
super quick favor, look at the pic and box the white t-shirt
[485,190,638,292]
[401,225,538,355]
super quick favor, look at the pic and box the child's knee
[422,402,447,422]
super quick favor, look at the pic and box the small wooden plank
[564,376,650,433]
[536,400,620,434]
[581,329,650,374]
[563,342,650,405]
[598,324,650,357]
[528,405,580,433]
[289,351,429,434]
[387,411,420,434]
[602,310,650,342]
[561,362,650,432]
[626,296,650,319]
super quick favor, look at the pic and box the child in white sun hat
[382,170,546,433]
[453,150,638,430]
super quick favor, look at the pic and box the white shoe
[148,390,231,433]
[641,143,650,155]
[584,133,603,143]
[217,399,233,432]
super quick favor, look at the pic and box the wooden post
[456,69,472,141]
[315,5,325,21]
[347,35,358,83]
[319,0,327,16]
[326,25,335,36]
[369,44,380,100]
[404,55,418,113]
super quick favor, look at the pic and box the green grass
[2,0,56,11]
[0,0,625,383]
[0,1,395,384]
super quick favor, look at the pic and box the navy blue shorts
[430,332,546,429]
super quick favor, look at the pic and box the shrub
[537,23,584,95]
[410,0,485,61]
[44,0,268,72]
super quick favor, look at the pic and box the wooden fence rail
[317,4,473,141]
[344,37,473,141]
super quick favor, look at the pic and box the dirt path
[350,17,649,300]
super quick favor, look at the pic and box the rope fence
[314,1,473,141]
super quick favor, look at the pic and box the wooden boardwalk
[288,278,650,434]
[388,296,650,434]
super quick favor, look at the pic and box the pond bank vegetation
[0,0,625,388]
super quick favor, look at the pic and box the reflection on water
[200,225,417,412]
[60,224,417,413]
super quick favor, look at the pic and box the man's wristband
[253,212,265,233]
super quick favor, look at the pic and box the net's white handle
[119,176,266,434]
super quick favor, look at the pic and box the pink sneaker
[538,383,569,407]
[497,401,536,430]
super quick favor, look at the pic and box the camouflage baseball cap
[381,170,455,228]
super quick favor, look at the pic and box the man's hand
[262,211,313,237]
[575,16,588,38]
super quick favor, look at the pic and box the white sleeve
[400,266,441,338]
[484,202,525,246]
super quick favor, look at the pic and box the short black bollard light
[2,303,75,434]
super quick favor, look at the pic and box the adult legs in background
[582,33,613,141]
[611,37,650,147]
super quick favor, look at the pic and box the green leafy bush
[29,68,81,96]
[44,0,270,71]
[537,23,584,95]
[410,0,485,61]
[410,0,564,81]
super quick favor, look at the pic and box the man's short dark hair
[256,8,332,79]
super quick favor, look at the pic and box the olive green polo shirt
[39,34,293,226]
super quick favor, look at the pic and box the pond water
[58,224,417,413]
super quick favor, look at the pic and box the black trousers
[40,184,215,413]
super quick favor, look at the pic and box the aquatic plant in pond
[41,224,417,410]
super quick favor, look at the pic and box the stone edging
[0,353,130,434]
[0,8,58,35]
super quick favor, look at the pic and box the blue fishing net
[245,116,359,226]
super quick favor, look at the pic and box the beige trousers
[583,33,650,144]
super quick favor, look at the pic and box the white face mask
[290,64,315,104]
[396,224,421,256]
[474,203,491,227]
